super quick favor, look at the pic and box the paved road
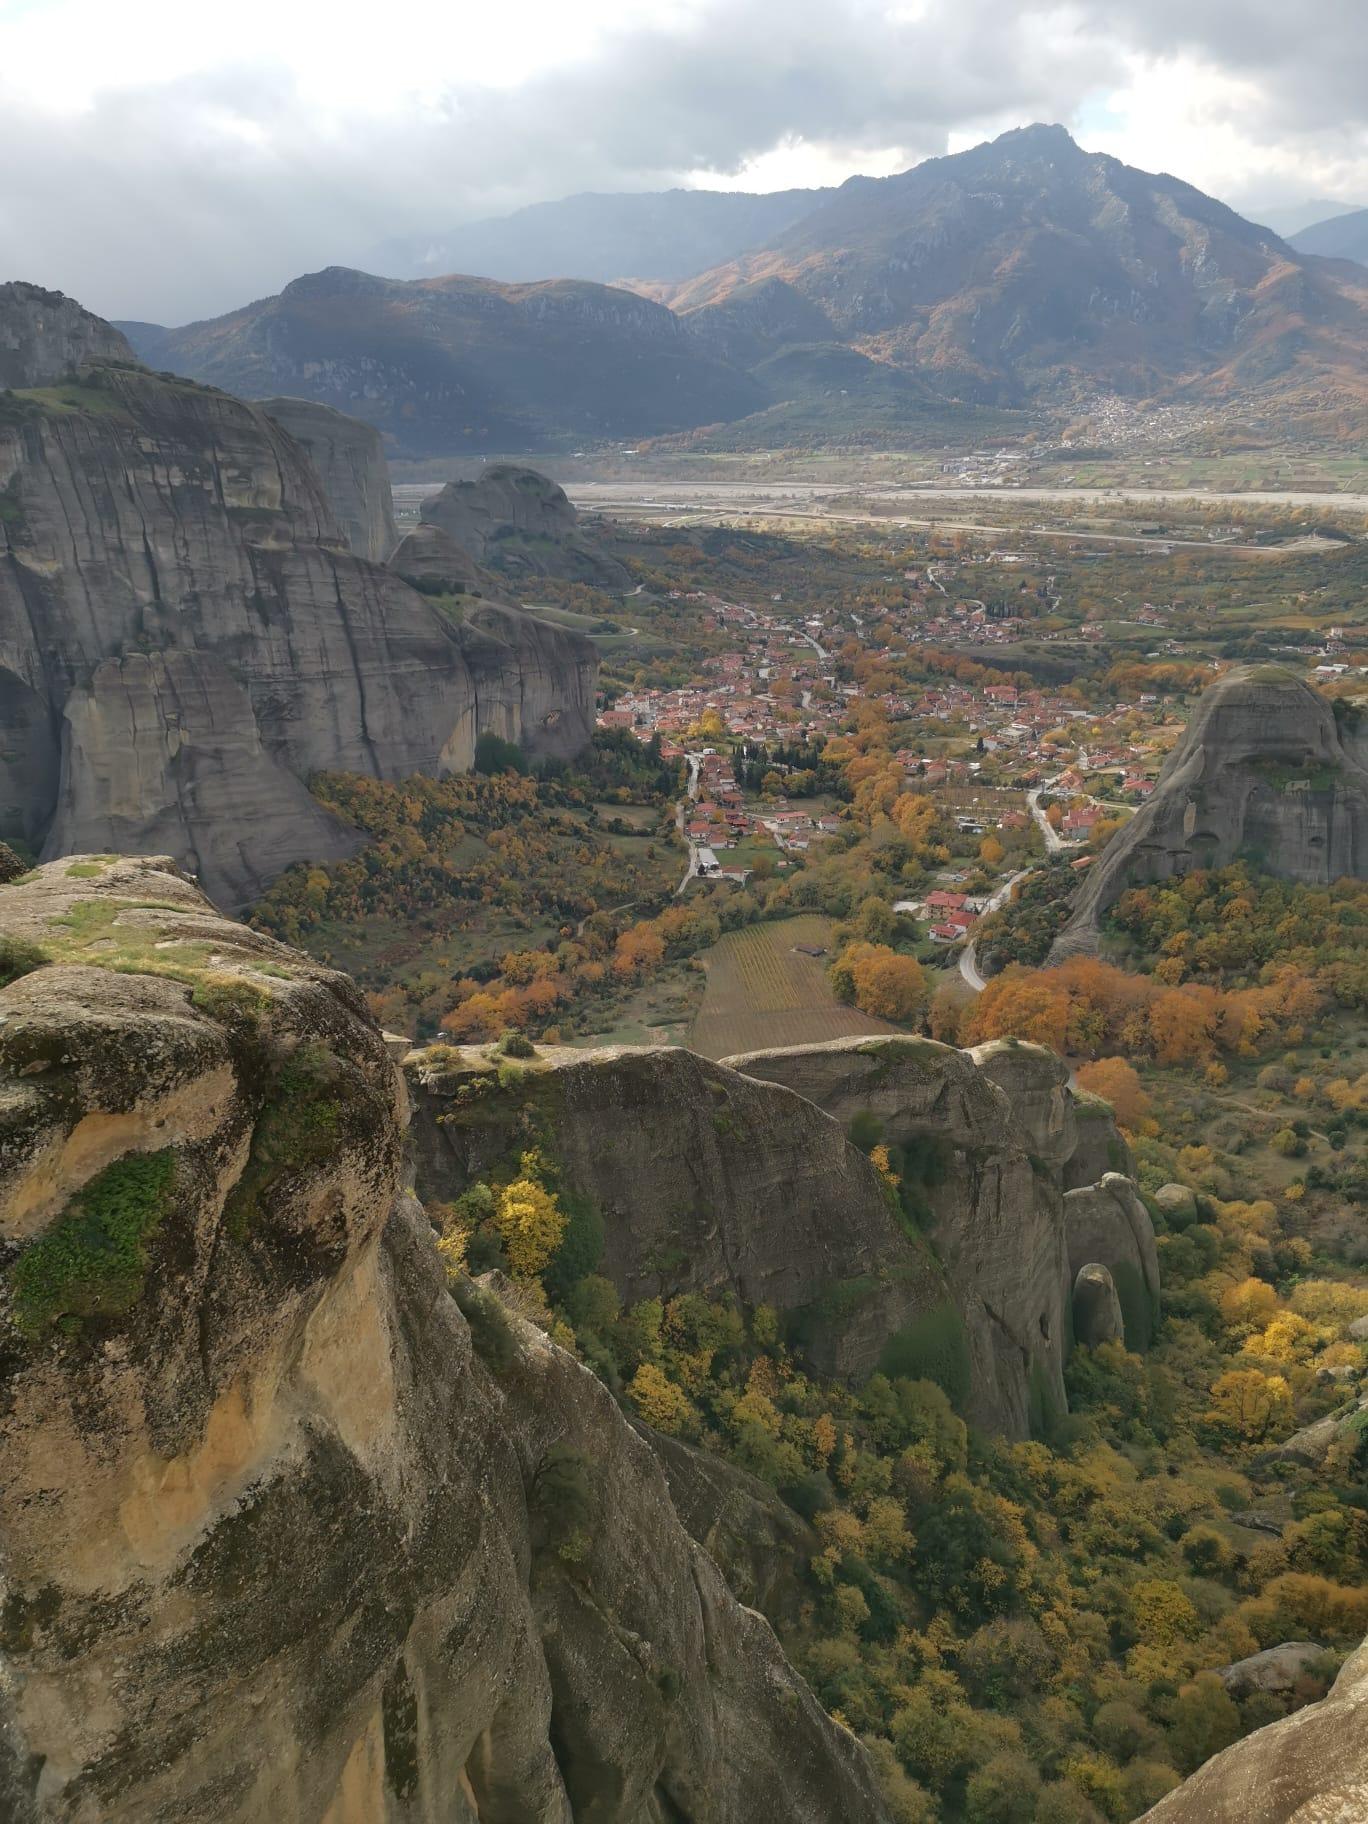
[958,867,1034,992]
[674,752,703,895]
[1027,786,1073,854]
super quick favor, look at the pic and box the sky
[4,0,1368,323]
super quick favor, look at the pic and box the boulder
[722,1034,1078,1438]
[0,855,892,1824]
[1154,1182,1200,1227]
[421,463,630,587]
[1064,1174,1161,1350]
[1064,1090,1135,1190]
[1218,1642,1328,1699]
[406,1040,945,1386]
[1073,1263,1125,1347]
[1141,1637,1368,1823]
[967,1039,1077,1167]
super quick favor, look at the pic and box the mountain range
[1290,205,1368,266]
[115,125,1368,457]
[372,185,828,285]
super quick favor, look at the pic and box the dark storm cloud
[2,0,1365,324]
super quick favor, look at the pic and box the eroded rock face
[421,465,630,587]
[261,395,399,561]
[1064,1174,1161,1352]
[1073,1262,1124,1347]
[1053,666,1368,958]
[0,856,890,1824]
[406,1041,945,1383]
[0,282,135,387]
[722,1034,1130,1436]
[1063,1091,1134,1190]
[1141,1637,1368,1824]
[0,356,598,905]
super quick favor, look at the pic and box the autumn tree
[1075,1057,1150,1130]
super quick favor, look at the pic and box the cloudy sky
[4,0,1367,323]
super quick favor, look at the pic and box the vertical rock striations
[0,282,135,388]
[0,335,598,907]
[1052,666,1368,959]
[260,395,399,562]
[0,856,892,1824]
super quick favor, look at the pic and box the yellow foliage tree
[494,1177,567,1277]
[1206,1368,1292,1440]
[628,1362,697,1437]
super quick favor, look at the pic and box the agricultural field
[687,913,894,1058]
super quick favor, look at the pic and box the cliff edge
[0,855,890,1824]
[0,308,599,908]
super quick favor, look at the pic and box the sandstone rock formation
[260,395,399,561]
[0,282,135,388]
[1141,1637,1368,1823]
[1072,1262,1125,1347]
[1064,1090,1135,1190]
[389,520,509,599]
[720,1034,1141,1435]
[0,855,891,1824]
[0,344,598,908]
[1064,1173,1161,1351]
[405,1041,945,1384]
[1053,667,1368,958]
[421,465,630,587]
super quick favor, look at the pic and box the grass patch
[0,936,48,989]
[9,1150,176,1338]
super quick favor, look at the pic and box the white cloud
[2,0,1366,322]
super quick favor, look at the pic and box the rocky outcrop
[261,395,398,562]
[0,282,135,388]
[1141,1638,1368,1823]
[1064,1091,1135,1190]
[1073,1262,1124,1346]
[405,1041,945,1384]
[421,465,630,587]
[389,520,510,599]
[0,353,598,906]
[0,856,891,1824]
[1053,667,1368,958]
[1064,1174,1161,1351]
[631,1422,819,1625]
[721,1034,1134,1435]
[1218,1643,1328,1699]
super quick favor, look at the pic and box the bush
[0,935,47,988]
[474,731,528,775]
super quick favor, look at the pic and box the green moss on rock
[9,1149,176,1338]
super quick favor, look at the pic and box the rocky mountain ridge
[117,268,766,456]
[115,127,1368,452]
[0,300,599,907]
[1052,665,1368,958]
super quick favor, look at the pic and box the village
[596,579,1182,950]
